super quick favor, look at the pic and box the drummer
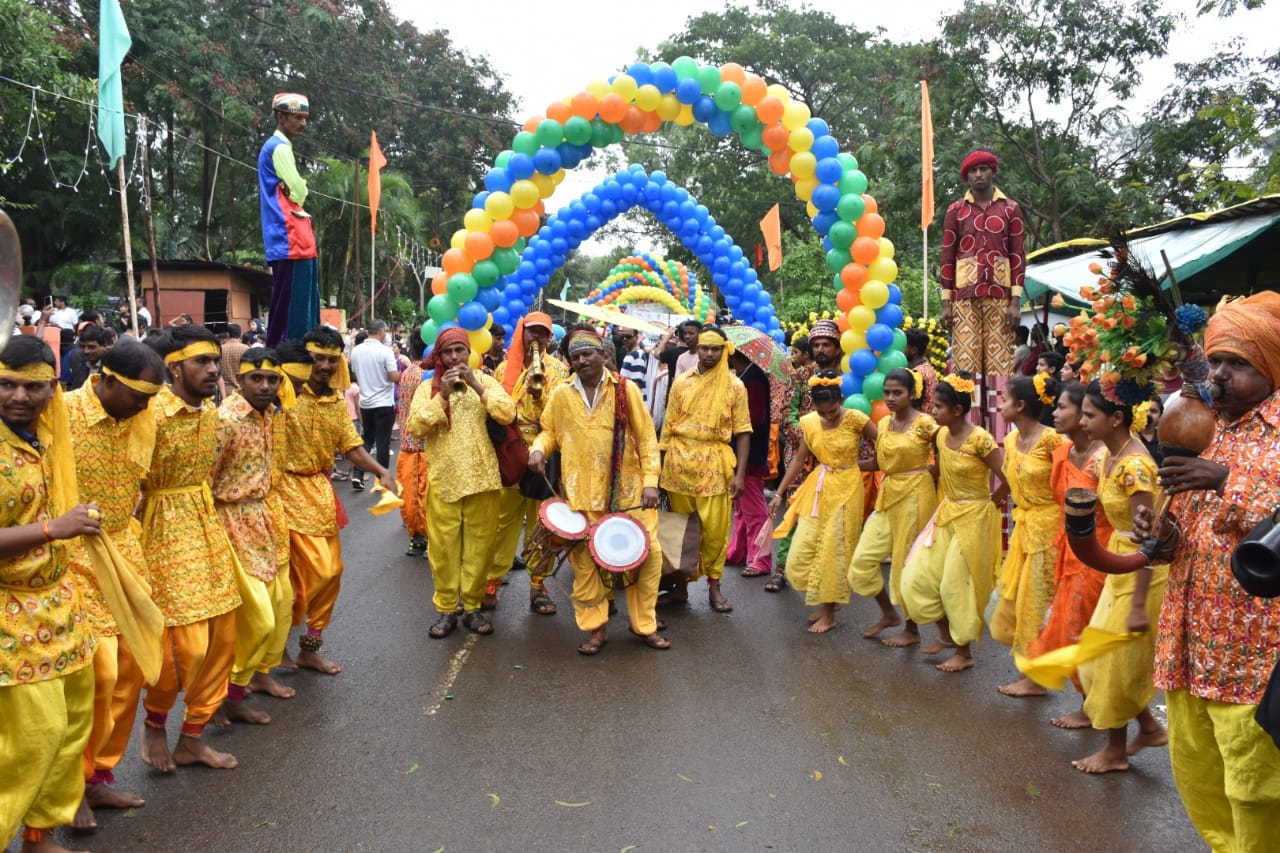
[491,312,570,615]
[528,325,669,655]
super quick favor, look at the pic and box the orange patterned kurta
[138,388,240,627]
[211,394,278,582]
[64,382,149,636]
[0,423,94,685]
[276,383,363,537]
[659,368,752,496]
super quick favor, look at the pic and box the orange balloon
[431,273,448,295]
[512,208,540,238]
[571,91,599,119]
[523,116,541,133]
[836,313,850,333]
[862,194,879,215]
[741,75,767,106]
[442,248,472,275]
[855,212,886,240]
[464,230,494,261]
[619,106,645,134]
[546,101,572,124]
[756,95,784,125]
[598,93,628,123]
[641,109,663,133]
[835,288,857,313]
[768,149,792,176]
[851,237,880,265]
[719,62,746,84]
[490,219,519,248]
[840,263,868,291]
[761,123,790,152]
[870,400,890,422]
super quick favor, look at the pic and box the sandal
[630,629,671,650]
[764,574,787,593]
[740,566,770,578]
[330,470,349,481]
[529,590,557,616]
[428,613,457,639]
[577,635,608,655]
[461,611,494,636]
[708,582,733,613]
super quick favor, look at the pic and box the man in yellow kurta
[407,327,515,638]
[659,326,752,613]
[276,330,395,675]
[530,327,669,654]
[0,335,102,851]
[490,311,568,614]
[64,340,166,831]
[137,325,243,772]
[212,347,296,726]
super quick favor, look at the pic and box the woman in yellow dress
[1071,382,1169,774]
[900,372,1008,673]
[768,370,878,633]
[991,374,1066,696]
[847,368,939,645]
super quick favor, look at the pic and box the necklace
[1102,437,1136,479]
[889,412,916,433]
[1015,422,1043,453]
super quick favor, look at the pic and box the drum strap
[608,373,631,513]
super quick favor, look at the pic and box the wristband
[1010,286,1024,297]
[939,290,953,302]
[42,519,53,542]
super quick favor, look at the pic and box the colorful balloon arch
[422,57,904,413]
[585,254,716,323]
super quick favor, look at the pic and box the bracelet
[42,519,53,542]
[939,290,953,302]
[1010,286,1024,297]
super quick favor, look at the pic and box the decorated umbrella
[722,325,797,415]
[546,298,667,335]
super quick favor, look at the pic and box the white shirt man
[348,320,401,489]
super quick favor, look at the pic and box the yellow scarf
[691,331,736,425]
[305,342,351,390]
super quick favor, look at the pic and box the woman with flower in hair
[847,367,938,645]
[768,370,878,633]
[900,372,1008,672]
[990,374,1067,696]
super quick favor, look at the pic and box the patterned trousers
[951,297,1015,378]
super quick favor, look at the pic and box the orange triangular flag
[368,130,388,237]
[760,203,782,271]
[921,81,935,230]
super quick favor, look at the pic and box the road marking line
[425,634,476,716]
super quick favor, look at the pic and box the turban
[566,329,606,355]
[1205,292,1280,389]
[501,311,553,394]
[272,92,309,114]
[960,149,998,182]
[809,319,841,342]
[430,326,473,428]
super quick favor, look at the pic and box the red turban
[960,149,998,182]
[430,326,472,427]
[1205,292,1280,389]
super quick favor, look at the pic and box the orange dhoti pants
[290,531,344,634]
[395,449,429,539]
[82,633,146,784]
[142,611,236,737]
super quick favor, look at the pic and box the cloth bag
[657,510,701,579]
[486,415,529,488]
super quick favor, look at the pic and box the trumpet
[450,373,467,394]
[527,341,546,396]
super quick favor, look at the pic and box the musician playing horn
[528,326,669,655]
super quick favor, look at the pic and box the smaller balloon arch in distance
[422,57,907,413]
[585,253,716,325]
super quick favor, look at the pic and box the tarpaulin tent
[1024,195,1280,306]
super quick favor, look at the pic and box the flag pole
[369,221,376,323]
[922,228,929,323]
[117,158,138,334]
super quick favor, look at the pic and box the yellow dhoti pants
[899,526,988,646]
[290,532,344,632]
[231,573,294,687]
[567,508,661,636]
[1167,689,1280,853]
[489,485,539,582]
[427,488,501,613]
[0,666,94,839]
[81,634,145,782]
[667,491,732,581]
[143,610,236,736]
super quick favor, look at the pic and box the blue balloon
[477,285,502,312]
[556,143,583,169]
[887,284,903,305]
[506,153,535,180]
[811,135,840,160]
[814,157,843,184]
[849,348,878,378]
[866,323,895,352]
[627,63,653,87]
[457,301,488,331]
[811,184,841,212]
[692,96,718,123]
[772,329,786,343]
[738,301,756,319]
[651,170,667,185]
[675,77,702,105]
[533,147,562,175]
[472,190,490,210]
[551,324,565,341]
[877,304,905,329]
[806,118,830,138]
[708,110,732,137]
[650,62,677,93]
[483,168,512,193]
[491,305,511,327]
[842,373,862,397]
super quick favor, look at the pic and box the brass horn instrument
[526,341,546,396]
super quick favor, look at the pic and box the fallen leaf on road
[124,809,137,818]
[708,825,716,831]
[488,793,500,809]
[735,821,749,831]
[812,770,823,782]
[253,820,278,828]
[555,800,591,808]
[432,847,445,853]
[676,773,693,783]
[406,763,419,774]
[1025,782,1041,799]
[838,756,849,766]
[621,847,638,853]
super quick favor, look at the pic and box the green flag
[559,279,571,300]
[97,0,132,167]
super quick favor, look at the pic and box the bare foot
[808,614,837,634]
[210,708,230,728]
[862,612,902,638]
[21,837,85,853]
[919,640,948,655]
[296,649,341,675]
[997,676,1047,698]
[172,735,238,769]
[72,796,97,831]
[1127,725,1168,756]
[85,783,144,810]
[278,650,299,672]
[221,698,272,725]
[883,628,923,648]
[1072,747,1129,774]
[807,605,842,623]
[248,671,296,699]
[936,653,974,673]
[1050,709,1092,729]
[140,726,176,772]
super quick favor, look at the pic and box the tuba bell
[527,341,546,395]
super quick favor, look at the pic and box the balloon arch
[584,253,716,324]
[422,57,905,413]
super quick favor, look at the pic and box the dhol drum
[587,513,651,575]
[537,498,590,552]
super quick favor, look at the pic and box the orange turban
[1205,292,1280,389]
[501,311,553,394]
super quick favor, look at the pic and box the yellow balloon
[450,229,467,250]
[787,127,814,153]
[656,93,682,121]
[510,179,540,210]
[877,237,895,261]
[611,74,638,102]
[551,168,566,186]
[795,177,819,202]
[781,100,811,130]
[845,328,866,351]
[463,207,492,232]
[840,354,851,373]
[766,83,791,104]
[635,84,662,112]
[848,305,876,332]
[484,191,514,220]
[861,279,890,310]
[789,151,817,179]
[806,200,818,219]
[674,105,695,126]
[468,327,493,354]
[840,329,860,354]
[468,351,482,369]
[867,257,899,285]
[585,79,610,98]
[531,173,556,198]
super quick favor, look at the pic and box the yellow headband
[280,362,312,380]
[239,358,282,375]
[304,342,351,390]
[942,374,976,394]
[0,361,77,516]
[1032,372,1055,405]
[305,343,344,356]
[101,365,163,395]
[808,374,843,388]
[163,341,221,365]
[697,330,732,351]
[0,361,57,381]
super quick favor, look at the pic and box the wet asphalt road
[37,479,1204,853]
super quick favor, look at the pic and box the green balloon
[419,319,438,345]
[844,393,871,414]
[696,65,721,95]
[836,192,867,223]
[740,124,764,150]
[825,248,849,274]
[427,294,455,324]
[863,372,886,401]
[564,116,592,146]
[838,169,869,197]
[891,328,907,352]
[672,56,699,80]
[494,149,513,167]
[831,273,844,292]
[590,120,613,149]
[513,237,526,252]
[446,273,478,304]
[512,131,538,156]
[828,221,856,250]
[472,259,500,287]
[492,247,520,275]
[610,124,625,144]
[837,152,859,171]
[535,119,564,148]
[730,104,758,134]
[877,350,908,373]
[714,81,742,111]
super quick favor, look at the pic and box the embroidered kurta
[276,384,363,537]
[1156,394,1280,705]
[64,382,148,636]
[0,424,94,685]
[659,368,751,496]
[138,388,241,627]
[211,394,278,583]
[407,372,516,503]
[939,188,1027,300]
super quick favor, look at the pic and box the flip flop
[577,636,608,655]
